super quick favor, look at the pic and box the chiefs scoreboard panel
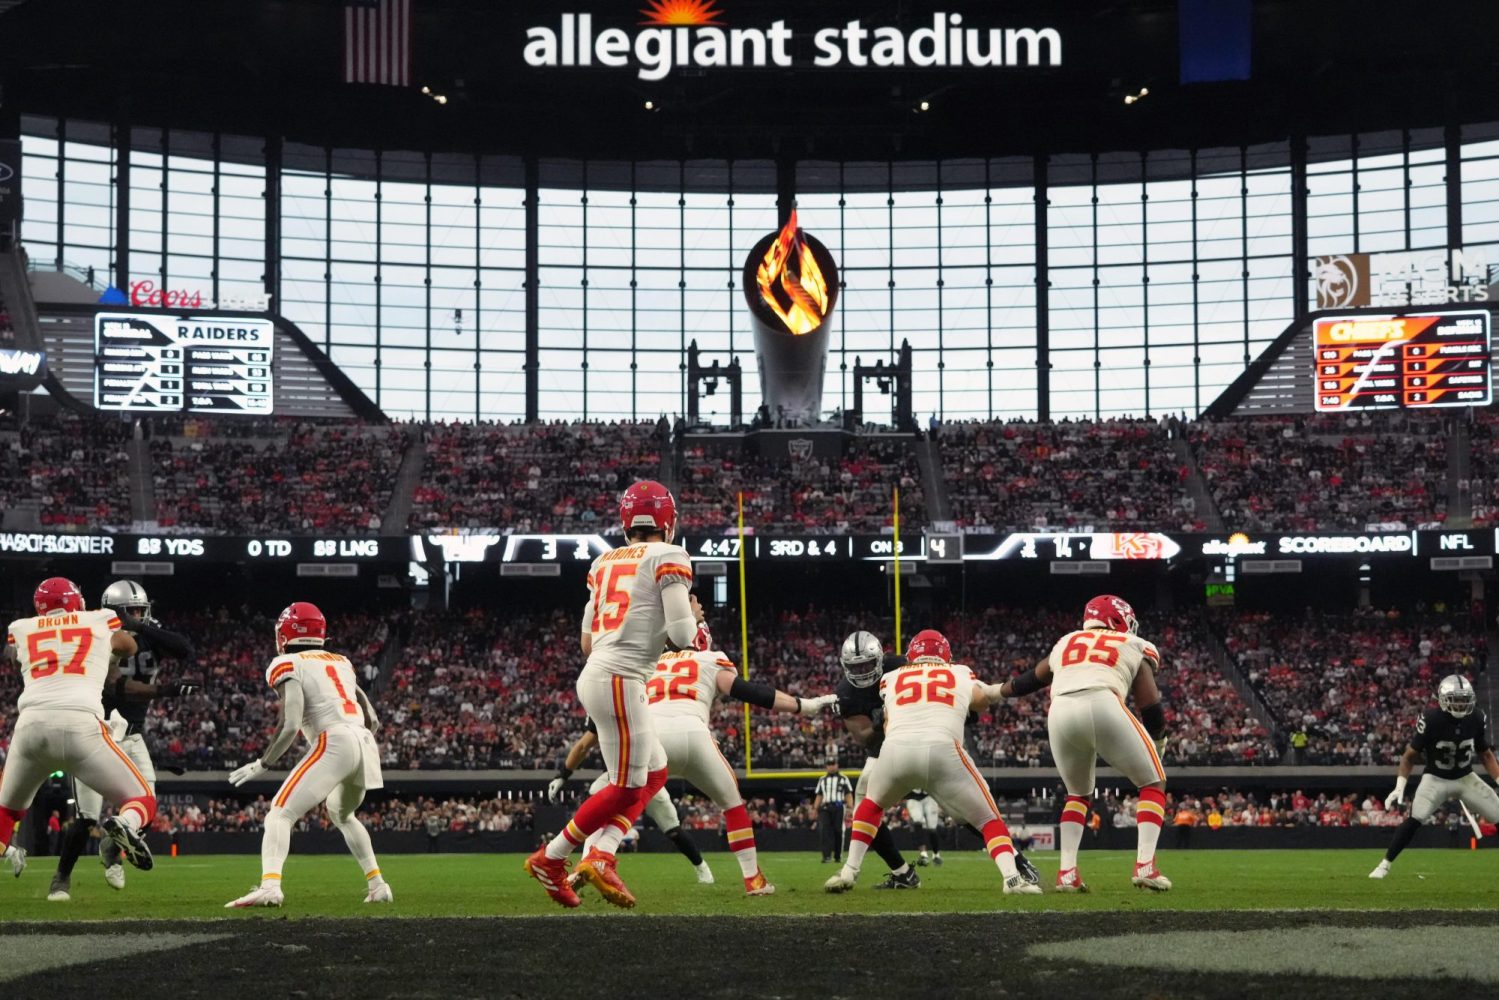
[95,312,274,413]
[1314,310,1492,411]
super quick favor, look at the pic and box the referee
[813,760,854,863]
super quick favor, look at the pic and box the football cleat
[523,848,581,909]
[4,844,26,879]
[1369,860,1391,880]
[917,850,931,867]
[225,884,284,908]
[1003,874,1044,895]
[100,837,126,889]
[47,873,70,901]
[364,882,394,903]
[570,849,636,909]
[823,869,858,893]
[873,867,921,890]
[101,818,153,872]
[744,871,775,896]
[1132,860,1172,891]
[694,861,715,885]
[1014,850,1040,885]
[932,854,944,867]
[1055,867,1089,893]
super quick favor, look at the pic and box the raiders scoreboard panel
[1313,310,1492,412]
[95,313,274,413]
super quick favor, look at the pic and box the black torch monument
[742,210,839,425]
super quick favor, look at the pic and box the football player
[525,481,697,909]
[224,602,390,908]
[570,601,836,897]
[905,791,943,866]
[1,578,158,881]
[824,629,1041,895]
[49,580,197,902]
[1000,595,1170,892]
[1370,675,1499,879]
[549,722,716,885]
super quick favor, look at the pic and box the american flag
[344,0,411,87]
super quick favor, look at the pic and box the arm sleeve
[129,621,196,660]
[662,581,698,651]
[1410,713,1432,753]
[1140,701,1167,740]
[261,679,305,766]
[1008,665,1050,697]
[727,677,779,710]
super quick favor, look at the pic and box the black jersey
[102,619,194,733]
[836,654,906,757]
[1411,708,1491,780]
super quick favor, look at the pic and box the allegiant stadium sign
[523,7,1063,81]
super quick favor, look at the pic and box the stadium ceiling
[1,0,1497,164]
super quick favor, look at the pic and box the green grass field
[4,848,1496,920]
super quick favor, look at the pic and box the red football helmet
[1083,594,1139,635]
[620,480,678,541]
[34,577,84,615]
[276,601,327,653]
[906,629,952,664]
[691,621,713,653]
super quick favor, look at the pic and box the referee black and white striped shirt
[815,772,853,810]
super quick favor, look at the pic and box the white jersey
[265,648,367,738]
[1047,628,1160,700]
[583,540,694,682]
[8,608,122,717]
[879,660,977,744]
[646,648,737,728]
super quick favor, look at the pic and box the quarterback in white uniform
[225,601,389,908]
[1002,594,1171,892]
[570,602,835,896]
[1,578,158,880]
[526,480,700,910]
[825,629,1042,896]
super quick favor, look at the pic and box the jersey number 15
[589,565,637,634]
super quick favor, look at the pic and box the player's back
[265,648,365,736]
[647,649,734,727]
[9,608,121,716]
[880,660,976,743]
[1047,628,1159,700]
[584,540,693,680]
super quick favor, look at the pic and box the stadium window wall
[14,117,1496,423]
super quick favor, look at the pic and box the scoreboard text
[1314,310,1491,411]
[95,313,275,414]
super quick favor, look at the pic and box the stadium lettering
[130,281,203,309]
[1276,534,1412,554]
[1325,320,1407,343]
[0,533,114,555]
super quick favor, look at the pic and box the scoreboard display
[1314,310,1492,411]
[95,313,274,413]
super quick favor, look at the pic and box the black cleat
[101,818,153,872]
[1014,850,1040,886]
[872,868,921,890]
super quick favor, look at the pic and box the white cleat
[100,837,126,890]
[4,844,26,879]
[694,862,715,885]
[1132,861,1173,891]
[1369,860,1391,880]
[225,884,285,909]
[1004,874,1044,895]
[823,868,858,893]
[103,864,126,890]
[364,882,393,903]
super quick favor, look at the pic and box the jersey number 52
[893,669,956,706]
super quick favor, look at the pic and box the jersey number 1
[27,628,94,679]
[326,665,359,716]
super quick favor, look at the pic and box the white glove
[798,694,838,716]
[547,776,567,802]
[979,683,1007,705]
[106,710,129,743]
[229,760,267,787]
[1384,776,1408,811]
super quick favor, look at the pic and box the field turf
[2,849,1496,998]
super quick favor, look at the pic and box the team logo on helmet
[906,629,952,664]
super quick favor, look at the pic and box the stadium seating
[1189,413,1449,531]
[152,419,409,533]
[675,436,924,534]
[939,419,1202,532]
[155,793,535,834]
[409,421,663,533]
[0,413,132,527]
[1466,408,1499,527]
[1219,606,1486,764]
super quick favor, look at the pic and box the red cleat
[570,849,636,908]
[744,870,776,896]
[524,848,581,908]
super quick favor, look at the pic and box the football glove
[547,776,568,802]
[229,760,267,787]
[798,694,838,716]
[1384,776,1408,811]
[157,681,198,698]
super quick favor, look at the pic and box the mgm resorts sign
[1313,248,1493,310]
[523,4,1062,81]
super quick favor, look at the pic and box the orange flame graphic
[639,0,724,26]
[756,210,831,336]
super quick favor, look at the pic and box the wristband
[555,766,573,781]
